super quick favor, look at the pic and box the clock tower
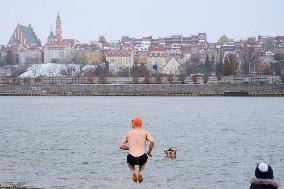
[55,12,62,40]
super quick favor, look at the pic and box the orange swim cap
[132,115,142,128]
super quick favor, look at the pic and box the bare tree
[203,74,209,84]
[204,54,211,76]
[23,77,32,85]
[281,75,284,83]
[182,63,197,76]
[178,70,185,84]
[0,55,3,65]
[60,69,68,77]
[262,40,274,52]
[88,64,108,78]
[117,68,129,77]
[222,54,239,76]
[239,38,257,75]
[34,77,42,84]
[167,74,173,84]
[4,52,15,65]
[144,76,150,84]
[136,63,149,77]
[191,74,197,84]
[272,53,284,75]
[84,69,96,77]
[10,65,28,77]
[85,76,94,84]
[155,73,163,84]
[191,54,200,65]
[98,76,107,84]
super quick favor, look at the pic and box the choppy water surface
[0,97,283,189]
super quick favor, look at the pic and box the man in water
[119,115,155,183]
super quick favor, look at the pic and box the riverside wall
[0,84,283,96]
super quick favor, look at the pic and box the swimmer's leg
[138,164,146,183]
[128,163,137,182]
[128,163,135,173]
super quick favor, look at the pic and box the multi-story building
[136,51,148,65]
[258,35,278,53]
[0,46,19,65]
[121,42,133,51]
[198,33,207,41]
[276,36,284,54]
[220,39,235,64]
[99,36,111,50]
[147,45,167,74]
[134,37,151,52]
[0,45,4,65]
[198,49,207,64]
[165,46,182,60]
[18,46,42,64]
[198,33,207,46]
[207,43,219,62]
[109,40,121,50]
[121,36,134,44]
[105,50,133,74]
[74,43,104,64]
[88,36,110,51]
[164,35,183,48]
[0,46,6,65]
[44,39,77,63]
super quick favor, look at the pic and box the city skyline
[1,0,284,44]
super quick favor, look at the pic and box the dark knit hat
[255,162,274,179]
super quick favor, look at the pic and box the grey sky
[0,0,283,44]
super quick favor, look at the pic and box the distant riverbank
[0,84,283,96]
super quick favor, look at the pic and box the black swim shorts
[127,153,148,166]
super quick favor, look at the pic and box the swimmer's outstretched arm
[146,131,154,157]
[119,133,129,150]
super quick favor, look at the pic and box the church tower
[55,12,62,40]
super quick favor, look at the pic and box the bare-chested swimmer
[119,115,155,183]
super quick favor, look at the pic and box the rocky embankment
[0,186,42,189]
[0,84,283,96]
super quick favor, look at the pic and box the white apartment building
[44,39,77,63]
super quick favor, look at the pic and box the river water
[0,97,283,189]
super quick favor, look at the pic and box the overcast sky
[0,0,283,44]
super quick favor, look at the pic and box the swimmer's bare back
[120,128,154,157]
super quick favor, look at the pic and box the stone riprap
[0,84,283,96]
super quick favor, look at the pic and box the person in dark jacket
[250,162,279,189]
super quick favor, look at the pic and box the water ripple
[0,96,283,189]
